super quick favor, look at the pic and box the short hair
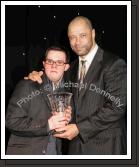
[68,16,93,31]
[44,45,70,63]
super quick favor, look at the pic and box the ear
[92,29,95,40]
[43,61,45,68]
[64,64,70,71]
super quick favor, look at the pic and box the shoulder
[13,79,41,93]
[69,58,78,69]
[102,50,126,70]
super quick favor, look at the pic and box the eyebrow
[46,58,65,61]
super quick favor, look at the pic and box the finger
[24,76,28,80]
[65,112,71,119]
[65,109,71,114]
[65,107,72,114]
[52,111,56,115]
[58,116,69,122]
[28,73,35,80]
[53,134,64,138]
[32,71,39,74]
[66,106,72,111]
[38,71,43,83]
[39,71,43,76]
[29,74,42,83]
[32,75,39,81]
[55,113,67,118]
[65,112,71,117]
[33,73,43,83]
[65,117,71,123]
[54,122,67,129]
[67,106,72,110]
[55,126,67,132]
[63,116,70,123]
[53,131,68,138]
[53,111,60,116]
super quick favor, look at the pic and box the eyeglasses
[45,58,67,66]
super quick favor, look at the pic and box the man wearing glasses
[6,46,72,155]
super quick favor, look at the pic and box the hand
[24,71,43,84]
[54,124,79,140]
[52,106,72,125]
[48,114,68,130]
[65,106,72,124]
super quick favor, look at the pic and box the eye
[81,34,86,38]
[48,59,53,63]
[57,60,64,65]
[46,59,53,64]
[69,36,75,40]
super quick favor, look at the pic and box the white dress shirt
[78,44,98,79]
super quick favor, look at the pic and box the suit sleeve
[6,80,50,137]
[77,58,127,143]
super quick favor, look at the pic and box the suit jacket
[6,74,63,155]
[64,47,127,155]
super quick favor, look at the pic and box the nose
[75,37,80,45]
[51,62,57,68]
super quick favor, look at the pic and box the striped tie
[79,60,86,84]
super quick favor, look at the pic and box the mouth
[50,71,58,73]
[75,47,83,51]
[75,49,83,53]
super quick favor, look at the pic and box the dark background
[5,5,127,150]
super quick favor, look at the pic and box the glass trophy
[47,92,73,134]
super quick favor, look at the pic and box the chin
[77,53,86,57]
[75,50,86,56]
[51,77,59,82]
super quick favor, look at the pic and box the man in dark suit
[25,16,127,155]
[6,46,72,155]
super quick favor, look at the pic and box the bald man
[25,16,127,155]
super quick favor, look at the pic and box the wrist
[48,118,54,130]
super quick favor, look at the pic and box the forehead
[47,50,66,60]
[68,20,91,35]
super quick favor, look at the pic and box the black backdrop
[5,5,127,149]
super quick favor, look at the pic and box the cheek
[70,40,75,46]
[58,68,65,73]
[56,68,65,77]
[44,66,52,75]
[44,70,50,77]
[82,38,89,44]
[45,65,51,70]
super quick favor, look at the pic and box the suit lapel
[70,59,79,104]
[40,75,53,111]
[78,47,104,100]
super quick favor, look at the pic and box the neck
[80,43,96,59]
[52,76,63,86]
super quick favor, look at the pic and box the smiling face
[43,50,69,83]
[68,17,96,57]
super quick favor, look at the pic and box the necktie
[79,60,86,84]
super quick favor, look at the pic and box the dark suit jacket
[65,47,127,155]
[6,74,63,155]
